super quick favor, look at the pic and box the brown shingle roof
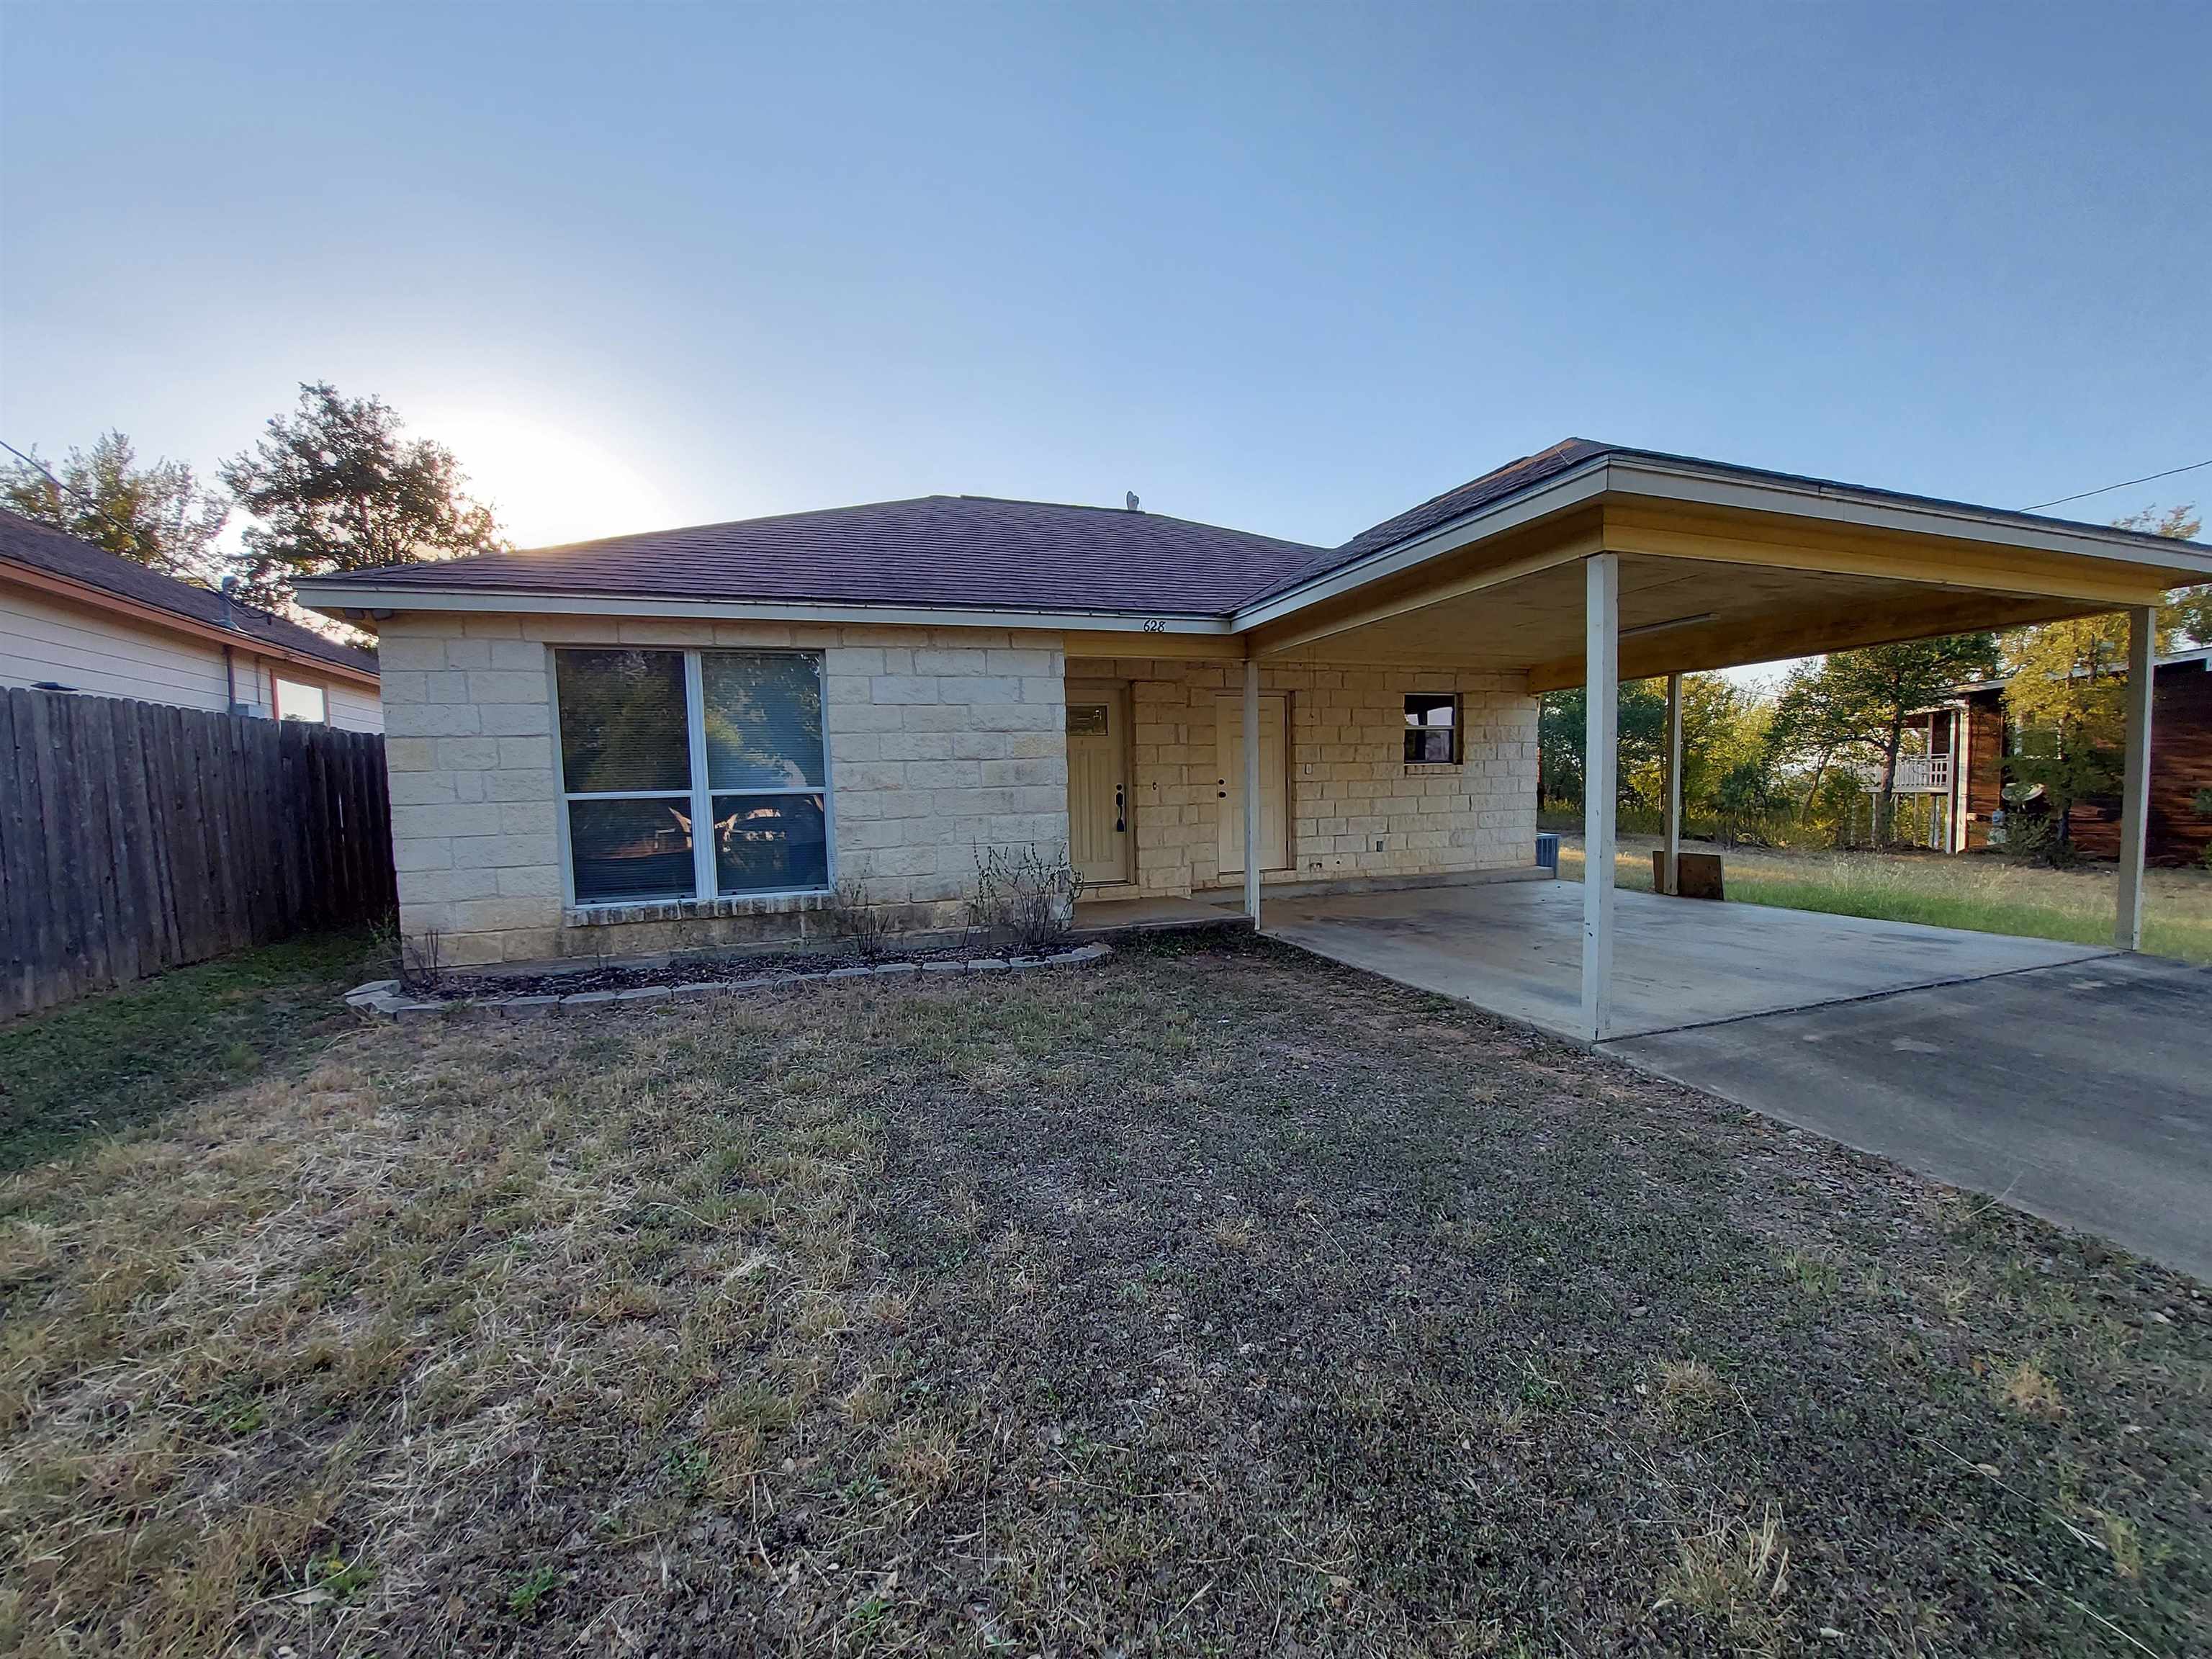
[300,439,2211,621]
[0,510,379,677]
[308,494,1332,616]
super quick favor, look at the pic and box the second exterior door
[1215,692,1290,876]
[1066,683,1133,886]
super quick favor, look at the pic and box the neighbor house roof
[0,509,380,680]
[297,439,2212,624]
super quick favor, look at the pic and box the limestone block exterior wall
[1067,657,1538,896]
[377,611,1066,966]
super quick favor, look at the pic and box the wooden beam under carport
[1601,503,2180,610]
[1243,512,1603,660]
[1526,586,2102,693]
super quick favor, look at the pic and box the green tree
[1,431,229,583]
[1676,673,1771,810]
[1537,679,1666,809]
[1541,672,1774,822]
[1767,634,1999,845]
[219,382,507,610]
[2000,615,2141,852]
[1997,503,2204,852]
[2111,503,2207,646]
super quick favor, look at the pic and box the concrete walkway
[1609,954,2212,1280]
[1264,878,2107,1040]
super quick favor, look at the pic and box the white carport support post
[1660,670,1683,896]
[1244,656,1262,927]
[2114,605,2155,951]
[1581,554,1619,1041]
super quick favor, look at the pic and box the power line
[0,436,170,565]
[2023,457,2212,513]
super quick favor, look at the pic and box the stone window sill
[565,891,833,927]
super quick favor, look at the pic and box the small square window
[1404,693,1459,765]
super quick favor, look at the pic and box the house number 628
[1141,618,1166,633]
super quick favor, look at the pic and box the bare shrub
[397,929,447,994]
[829,877,896,963]
[967,843,1083,957]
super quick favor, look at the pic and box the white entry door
[1215,692,1290,875]
[1066,683,1133,886]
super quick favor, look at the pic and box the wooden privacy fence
[1,686,395,1022]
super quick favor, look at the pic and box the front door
[1066,683,1133,886]
[1216,692,1290,875]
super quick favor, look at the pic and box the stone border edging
[345,942,1113,1025]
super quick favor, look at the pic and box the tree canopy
[1991,503,2202,845]
[1,431,229,583]
[218,382,508,610]
[2111,503,2208,647]
[1766,634,1999,840]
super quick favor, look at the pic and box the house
[1897,647,2212,863]
[0,509,381,729]
[297,438,2212,1037]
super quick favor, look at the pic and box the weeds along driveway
[2,933,2206,1657]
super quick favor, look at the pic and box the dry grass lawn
[1559,834,2212,963]
[2,930,2207,1656]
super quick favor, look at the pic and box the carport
[1217,443,2212,1040]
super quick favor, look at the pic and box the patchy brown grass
[1,930,2207,1656]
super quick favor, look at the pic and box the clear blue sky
[4,1,2207,558]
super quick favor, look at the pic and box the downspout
[220,578,239,712]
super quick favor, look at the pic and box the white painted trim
[1602,456,2212,577]
[1231,462,1613,631]
[683,653,716,901]
[1581,554,1619,1042]
[298,582,1236,636]
[1232,454,2212,632]
[1244,658,1262,925]
[1660,671,1683,896]
[2114,606,2155,951]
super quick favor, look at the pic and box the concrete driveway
[1264,878,2106,1040]
[1608,953,2212,1281]
[1264,879,2210,1278]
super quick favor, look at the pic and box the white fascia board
[1231,454,2212,639]
[1228,459,1613,631]
[292,584,1238,636]
[1606,456,2212,579]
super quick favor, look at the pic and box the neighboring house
[296,438,2212,971]
[1899,647,2212,863]
[0,509,381,730]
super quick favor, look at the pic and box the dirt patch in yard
[2,932,2205,1656]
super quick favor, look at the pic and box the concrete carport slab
[1606,953,2212,1280]
[1264,879,2107,1041]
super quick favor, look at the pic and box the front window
[555,647,829,906]
[1404,693,1460,764]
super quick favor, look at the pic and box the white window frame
[549,647,835,910]
[1403,691,1461,766]
[274,675,328,724]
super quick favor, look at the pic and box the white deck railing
[1881,754,1951,793]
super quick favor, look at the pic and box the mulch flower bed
[343,940,1112,1022]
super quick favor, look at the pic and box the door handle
[1115,783,1126,832]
